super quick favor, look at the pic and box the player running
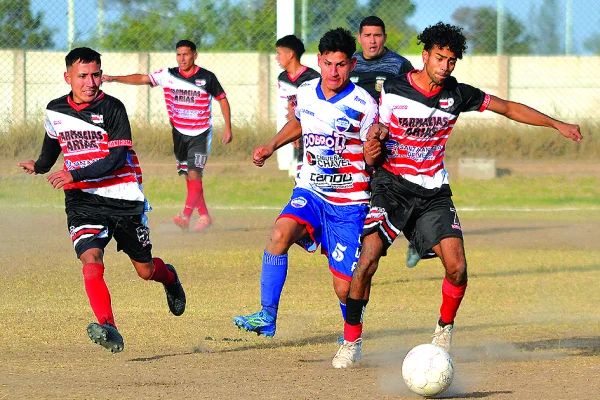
[18,47,186,353]
[334,22,582,368]
[233,28,380,342]
[103,40,232,232]
[276,34,320,176]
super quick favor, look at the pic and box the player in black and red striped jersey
[103,40,233,232]
[335,22,583,368]
[18,47,186,353]
[276,35,320,175]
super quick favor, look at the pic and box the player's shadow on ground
[376,264,600,285]
[516,336,600,357]
[463,225,556,236]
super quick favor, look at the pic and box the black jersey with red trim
[37,92,145,215]
[379,71,490,193]
[277,66,320,111]
[149,66,226,136]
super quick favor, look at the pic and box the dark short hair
[65,47,101,68]
[176,40,197,52]
[417,22,468,59]
[318,28,356,59]
[359,16,386,34]
[276,35,306,60]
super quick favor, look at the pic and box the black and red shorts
[172,128,212,175]
[66,209,153,262]
[361,168,463,257]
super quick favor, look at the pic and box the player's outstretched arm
[217,97,233,144]
[252,119,302,167]
[487,95,582,142]
[102,74,152,85]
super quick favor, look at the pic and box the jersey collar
[179,66,200,78]
[316,79,355,103]
[407,70,444,98]
[67,91,105,112]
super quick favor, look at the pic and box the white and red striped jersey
[43,92,145,213]
[149,66,226,136]
[380,70,490,189]
[294,78,379,205]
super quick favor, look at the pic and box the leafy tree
[0,0,54,49]
[529,0,562,54]
[584,33,600,55]
[451,6,532,54]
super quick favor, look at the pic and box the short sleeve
[359,95,379,142]
[378,85,393,126]
[458,83,490,113]
[206,71,226,100]
[148,68,166,88]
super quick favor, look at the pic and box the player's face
[318,51,356,96]
[64,61,102,104]
[276,46,293,70]
[358,26,387,59]
[422,46,457,86]
[176,46,198,73]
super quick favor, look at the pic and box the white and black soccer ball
[402,343,454,397]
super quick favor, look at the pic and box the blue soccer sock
[339,301,347,321]
[260,250,288,319]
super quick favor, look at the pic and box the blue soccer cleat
[233,309,276,337]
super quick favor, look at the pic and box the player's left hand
[557,122,583,142]
[222,128,233,144]
[364,138,385,165]
[47,170,73,189]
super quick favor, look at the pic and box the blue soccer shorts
[278,187,368,281]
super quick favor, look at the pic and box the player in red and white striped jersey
[18,48,186,353]
[103,40,233,232]
[338,22,582,368]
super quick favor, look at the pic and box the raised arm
[487,95,582,142]
[102,74,152,85]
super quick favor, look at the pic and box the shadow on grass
[375,264,600,286]
[464,225,559,236]
[435,391,513,399]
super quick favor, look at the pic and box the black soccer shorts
[66,210,153,262]
[172,127,212,175]
[361,168,463,257]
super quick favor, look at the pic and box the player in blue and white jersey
[233,28,380,346]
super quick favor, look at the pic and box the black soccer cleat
[164,264,186,316]
[87,322,124,353]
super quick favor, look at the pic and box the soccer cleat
[87,322,124,353]
[332,338,362,368]
[233,309,276,337]
[173,214,190,231]
[192,215,213,232]
[164,264,186,316]
[431,320,454,351]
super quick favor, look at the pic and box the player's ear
[422,49,429,64]
[193,52,198,61]
[64,71,71,84]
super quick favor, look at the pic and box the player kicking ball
[335,22,582,368]
[18,47,186,353]
[233,28,380,344]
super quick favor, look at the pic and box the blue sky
[31,0,597,54]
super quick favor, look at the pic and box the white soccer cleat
[431,321,454,351]
[332,338,362,368]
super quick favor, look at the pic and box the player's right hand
[367,123,389,141]
[18,160,36,174]
[101,75,114,83]
[253,146,273,167]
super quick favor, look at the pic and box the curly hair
[318,27,356,59]
[417,22,468,59]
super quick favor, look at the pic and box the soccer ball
[402,344,454,397]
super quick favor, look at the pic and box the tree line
[3,0,600,55]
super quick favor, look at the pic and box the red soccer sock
[82,263,115,327]
[343,321,363,343]
[439,277,468,325]
[193,179,209,216]
[149,257,176,285]
[183,179,202,219]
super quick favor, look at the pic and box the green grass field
[1,158,599,399]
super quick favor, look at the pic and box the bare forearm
[105,74,151,85]
[218,98,232,129]
[268,119,302,151]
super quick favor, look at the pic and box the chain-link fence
[1,0,599,132]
